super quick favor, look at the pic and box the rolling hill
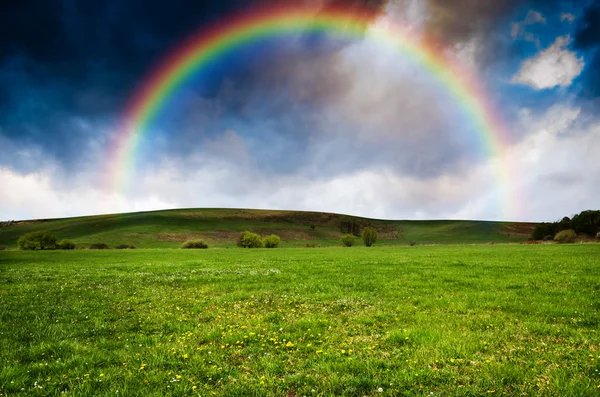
[0,208,536,249]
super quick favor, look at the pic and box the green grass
[1,244,599,396]
[0,208,536,249]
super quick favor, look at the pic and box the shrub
[361,227,378,247]
[89,243,109,250]
[237,231,263,248]
[542,235,554,242]
[181,239,208,249]
[596,231,600,241]
[115,244,136,249]
[263,234,281,248]
[17,230,57,250]
[0,245,6,251]
[57,240,76,250]
[554,229,576,244]
[340,234,355,247]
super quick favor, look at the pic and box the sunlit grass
[1,244,599,396]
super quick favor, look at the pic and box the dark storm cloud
[0,0,391,170]
[573,2,600,99]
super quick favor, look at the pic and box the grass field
[0,208,537,249]
[1,244,599,396]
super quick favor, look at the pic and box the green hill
[0,208,536,249]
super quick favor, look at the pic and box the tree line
[531,210,600,242]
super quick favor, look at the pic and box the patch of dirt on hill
[501,223,537,237]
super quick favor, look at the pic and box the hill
[0,208,536,249]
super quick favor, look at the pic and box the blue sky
[1,0,599,222]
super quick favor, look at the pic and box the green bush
[361,227,378,247]
[262,234,281,248]
[17,230,57,250]
[596,232,600,241]
[89,243,110,250]
[554,229,576,244]
[115,244,136,249]
[237,231,263,248]
[57,240,76,250]
[340,234,355,247]
[181,240,208,249]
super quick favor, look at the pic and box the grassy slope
[0,208,536,248]
[1,245,599,395]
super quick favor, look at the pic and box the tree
[338,219,361,235]
[532,222,558,240]
[263,234,281,248]
[571,210,600,236]
[340,234,355,247]
[554,229,577,244]
[237,231,263,248]
[361,227,378,247]
[17,230,57,250]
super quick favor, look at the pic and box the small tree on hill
[17,231,57,250]
[554,229,576,244]
[237,231,263,248]
[340,234,355,247]
[361,227,378,247]
[263,234,281,248]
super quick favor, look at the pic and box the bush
[554,229,577,244]
[340,234,355,247]
[17,230,57,250]
[181,239,208,249]
[115,244,136,249]
[89,243,109,250]
[263,234,281,248]
[361,227,378,247]
[596,231,600,241]
[57,240,76,250]
[237,231,263,248]
[542,235,554,242]
[0,245,6,251]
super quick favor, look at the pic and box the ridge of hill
[0,208,536,248]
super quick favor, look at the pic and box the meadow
[1,244,599,396]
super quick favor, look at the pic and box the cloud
[2,102,599,223]
[507,104,600,221]
[511,35,584,89]
[511,9,547,47]
[561,13,576,23]
[0,167,173,221]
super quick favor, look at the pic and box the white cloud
[3,103,599,223]
[505,105,600,221]
[0,167,173,221]
[512,35,585,89]
[561,13,576,23]
[511,10,547,47]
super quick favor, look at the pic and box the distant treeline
[532,210,600,240]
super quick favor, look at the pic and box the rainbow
[108,6,516,219]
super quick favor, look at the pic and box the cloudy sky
[1,0,599,222]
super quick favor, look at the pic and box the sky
[1,0,599,222]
